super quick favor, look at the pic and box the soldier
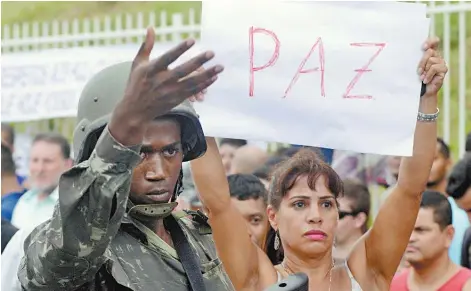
[18,27,232,290]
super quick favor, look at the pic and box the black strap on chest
[165,215,206,291]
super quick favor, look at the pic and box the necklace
[281,260,334,291]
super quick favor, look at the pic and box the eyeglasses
[339,210,359,220]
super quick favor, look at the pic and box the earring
[274,230,280,250]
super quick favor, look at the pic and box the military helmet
[73,61,207,164]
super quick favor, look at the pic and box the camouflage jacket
[18,127,234,291]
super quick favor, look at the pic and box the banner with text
[1,45,200,122]
[198,1,429,156]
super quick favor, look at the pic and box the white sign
[198,1,430,156]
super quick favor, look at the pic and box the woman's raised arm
[349,37,448,285]
[190,137,266,290]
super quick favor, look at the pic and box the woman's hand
[417,37,448,97]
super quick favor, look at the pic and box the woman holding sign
[191,37,447,291]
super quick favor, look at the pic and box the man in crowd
[18,29,232,290]
[447,153,471,267]
[11,132,72,229]
[1,123,15,153]
[2,190,60,291]
[391,190,471,290]
[428,138,453,193]
[448,153,471,219]
[1,218,18,253]
[333,179,370,263]
[230,144,268,175]
[1,123,27,186]
[228,173,269,248]
[219,138,247,174]
[426,138,469,264]
[1,143,27,221]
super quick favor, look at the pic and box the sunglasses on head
[339,210,359,220]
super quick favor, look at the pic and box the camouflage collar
[125,199,178,222]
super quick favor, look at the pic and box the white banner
[197,1,429,156]
[1,45,201,123]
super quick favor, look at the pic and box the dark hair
[1,143,16,175]
[33,133,71,159]
[227,174,268,204]
[437,137,450,159]
[1,123,15,147]
[269,149,343,210]
[219,138,247,148]
[447,153,471,200]
[420,190,452,229]
[342,179,371,233]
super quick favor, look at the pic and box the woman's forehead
[286,175,334,198]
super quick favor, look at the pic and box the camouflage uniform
[18,62,234,291]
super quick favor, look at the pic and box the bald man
[229,145,268,175]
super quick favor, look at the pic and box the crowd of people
[1,28,471,290]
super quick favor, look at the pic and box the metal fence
[2,10,199,52]
[423,1,470,158]
[2,2,470,157]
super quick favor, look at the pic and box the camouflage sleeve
[18,126,142,291]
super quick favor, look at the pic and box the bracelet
[417,108,440,122]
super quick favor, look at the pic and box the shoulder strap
[165,214,206,291]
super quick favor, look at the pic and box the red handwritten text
[249,28,387,100]
[343,43,387,99]
[284,37,325,98]
[249,26,280,97]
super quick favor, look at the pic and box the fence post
[13,23,20,52]
[61,20,69,48]
[458,0,467,158]
[21,22,29,51]
[172,13,183,42]
[40,21,49,50]
[443,1,451,144]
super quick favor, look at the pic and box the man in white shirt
[1,188,59,291]
[11,133,72,229]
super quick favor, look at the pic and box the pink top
[390,267,471,291]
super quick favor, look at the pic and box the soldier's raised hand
[113,27,223,129]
